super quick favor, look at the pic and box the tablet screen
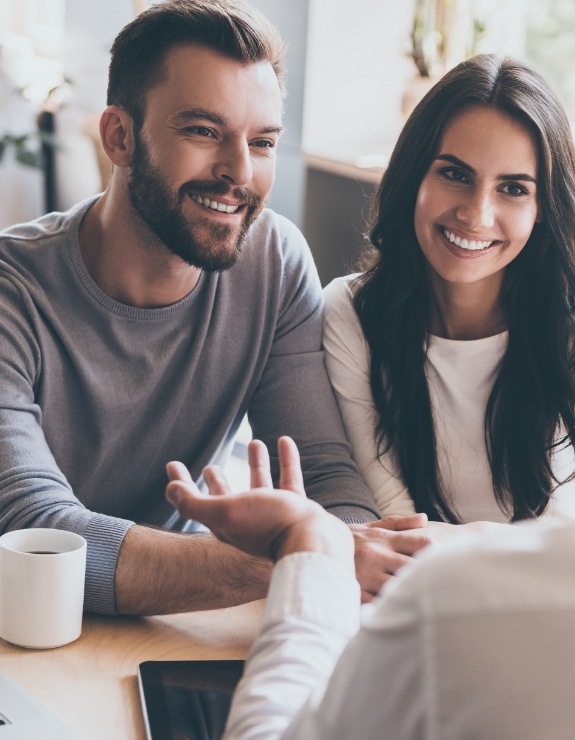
[138,659,245,740]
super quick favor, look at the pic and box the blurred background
[0,0,573,284]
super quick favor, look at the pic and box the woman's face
[414,105,540,294]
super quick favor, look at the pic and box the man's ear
[99,105,135,168]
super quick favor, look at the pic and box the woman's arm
[322,277,416,517]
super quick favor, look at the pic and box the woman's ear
[98,105,135,168]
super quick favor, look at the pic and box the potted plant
[403,0,485,117]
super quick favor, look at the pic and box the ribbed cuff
[83,515,134,614]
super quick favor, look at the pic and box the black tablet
[138,659,245,740]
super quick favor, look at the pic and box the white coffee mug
[0,528,87,649]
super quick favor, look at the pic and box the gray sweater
[0,197,377,613]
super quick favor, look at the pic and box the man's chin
[168,236,243,272]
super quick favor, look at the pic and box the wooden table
[0,600,265,739]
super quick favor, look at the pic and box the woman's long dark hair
[353,54,575,522]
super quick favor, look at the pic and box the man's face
[127,44,283,271]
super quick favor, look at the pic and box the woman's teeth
[443,228,493,251]
[190,194,239,213]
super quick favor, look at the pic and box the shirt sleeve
[228,519,575,740]
[248,220,380,524]
[322,277,416,516]
[224,550,425,740]
[224,552,361,740]
[0,275,133,614]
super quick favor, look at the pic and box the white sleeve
[224,551,426,740]
[223,552,361,740]
[227,521,575,740]
[322,277,416,516]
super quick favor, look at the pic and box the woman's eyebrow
[434,153,537,183]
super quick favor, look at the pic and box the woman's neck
[428,273,507,340]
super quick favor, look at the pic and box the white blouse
[322,275,575,522]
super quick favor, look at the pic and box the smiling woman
[413,104,540,336]
[322,53,575,536]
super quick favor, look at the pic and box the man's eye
[184,126,213,137]
[252,140,275,148]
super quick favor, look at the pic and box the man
[0,0,429,616]
[167,438,575,740]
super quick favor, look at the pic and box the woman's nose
[455,189,495,230]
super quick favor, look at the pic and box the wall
[301,0,416,285]
[248,0,309,226]
[56,0,133,210]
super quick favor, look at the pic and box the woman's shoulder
[322,273,367,355]
[323,273,360,314]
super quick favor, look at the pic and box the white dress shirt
[322,274,575,521]
[224,517,575,739]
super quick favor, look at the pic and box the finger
[371,513,428,531]
[383,530,433,556]
[361,589,376,604]
[203,465,232,496]
[360,571,395,604]
[166,460,193,483]
[165,479,227,535]
[248,439,273,489]
[277,436,305,495]
[165,478,203,510]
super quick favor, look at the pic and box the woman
[323,54,575,527]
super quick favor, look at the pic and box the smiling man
[0,0,430,616]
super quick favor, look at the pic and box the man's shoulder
[244,208,309,258]
[0,198,93,257]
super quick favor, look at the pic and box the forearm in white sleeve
[223,552,360,740]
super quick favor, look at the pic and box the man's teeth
[190,194,239,213]
[443,228,493,251]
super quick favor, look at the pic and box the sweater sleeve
[322,276,416,517]
[247,220,379,524]
[0,275,133,614]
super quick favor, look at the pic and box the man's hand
[350,514,433,602]
[166,436,354,568]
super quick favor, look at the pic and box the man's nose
[212,140,253,187]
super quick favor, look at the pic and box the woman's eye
[501,182,528,197]
[439,167,468,183]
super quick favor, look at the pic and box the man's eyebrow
[173,108,226,125]
[434,153,537,183]
[172,108,284,135]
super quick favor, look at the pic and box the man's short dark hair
[107,0,286,129]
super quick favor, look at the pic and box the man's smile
[189,193,241,214]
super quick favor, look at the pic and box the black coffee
[26,550,59,554]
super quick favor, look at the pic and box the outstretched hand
[165,436,354,567]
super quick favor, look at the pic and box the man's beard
[127,132,263,271]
